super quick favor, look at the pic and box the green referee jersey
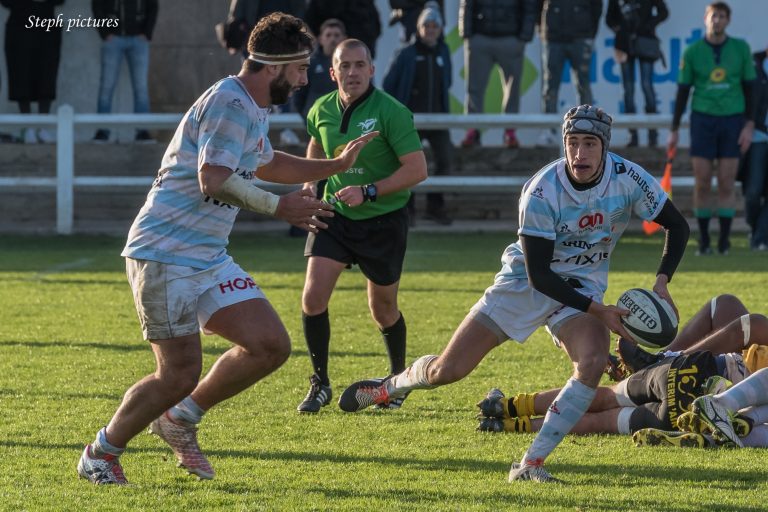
[307,86,423,220]
[679,36,756,116]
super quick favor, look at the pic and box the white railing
[0,105,687,234]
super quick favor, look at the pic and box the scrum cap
[562,105,612,162]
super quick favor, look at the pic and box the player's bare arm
[334,150,428,206]
[198,164,334,233]
[256,131,379,184]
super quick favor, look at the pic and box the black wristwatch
[361,183,378,202]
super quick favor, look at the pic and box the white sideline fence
[0,105,690,234]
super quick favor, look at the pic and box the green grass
[1,233,767,511]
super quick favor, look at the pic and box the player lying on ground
[476,295,768,448]
[338,105,691,483]
[612,293,768,379]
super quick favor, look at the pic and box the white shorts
[468,276,603,346]
[126,257,266,340]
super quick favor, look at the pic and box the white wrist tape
[217,173,280,216]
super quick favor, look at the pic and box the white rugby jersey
[498,152,667,292]
[122,77,274,269]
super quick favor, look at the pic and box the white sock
[715,368,768,412]
[743,424,768,448]
[520,378,596,466]
[390,355,438,394]
[168,396,206,425]
[92,427,124,457]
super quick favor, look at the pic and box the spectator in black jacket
[305,0,381,58]
[91,0,158,143]
[292,19,347,120]
[536,0,602,146]
[606,0,668,147]
[1,0,64,144]
[459,0,537,148]
[742,48,768,251]
[384,3,454,224]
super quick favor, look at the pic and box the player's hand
[667,130,679,153]
[274,189,334,233]
[652,275,679,321]
[333,131,379,171]
[333,185,365,207]
[588,302,633,340]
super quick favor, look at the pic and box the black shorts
[690,111,744,160]
[304,207,409,286]
[626,351,718,431]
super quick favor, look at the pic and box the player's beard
[269,72,293,105]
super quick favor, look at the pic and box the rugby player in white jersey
[77,12,377,485]
[339,105,690,482]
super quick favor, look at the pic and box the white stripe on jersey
[498,153,668,292]
[122,77,274,269]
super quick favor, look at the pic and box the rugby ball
[616,288,678,349]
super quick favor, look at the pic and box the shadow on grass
[0,339,389,360]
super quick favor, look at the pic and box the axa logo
[578,212,604,229]
[358,118,377,134]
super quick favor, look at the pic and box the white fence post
[56,105,75,235]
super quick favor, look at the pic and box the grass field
[1,232,767,511]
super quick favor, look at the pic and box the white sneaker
[22,128,38,144]
[77,445,128,485]
[37,128,56,144]
[280,128,300,145]
[508,462,560,483]
[536,129,558,147]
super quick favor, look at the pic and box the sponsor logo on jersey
[627,167,660,211]
[358,118,377,134]
[227,98,245,111]
[219,277,257,294]
[578,212,604,229]
[614,161,627,175]
[552,250,609,266]
[531,186,545,199]
[561,239,599,250]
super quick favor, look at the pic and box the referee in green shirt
[297,39,428,413]
[668,1,757,255]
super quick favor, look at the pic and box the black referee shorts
[304,207,409,286]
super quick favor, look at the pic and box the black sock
[381,313,407,374]
[718,216,732,250]
[303,310,330,385]
[697,217,711,248]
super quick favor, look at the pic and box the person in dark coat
[1,0,65,143]
[305,0,381,58]
[606,0,669,147]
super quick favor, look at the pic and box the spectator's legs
[96,36,125,140]
[495,35,525,147]
[568,38,594,106]
[620,57,637,146]
[744,142,768,248]
[423,129,453,224]
[541,40,565,114]
[463,34,494,146]
[638,59,658,146]
[125,36,151,114]
[692,157,714,253]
